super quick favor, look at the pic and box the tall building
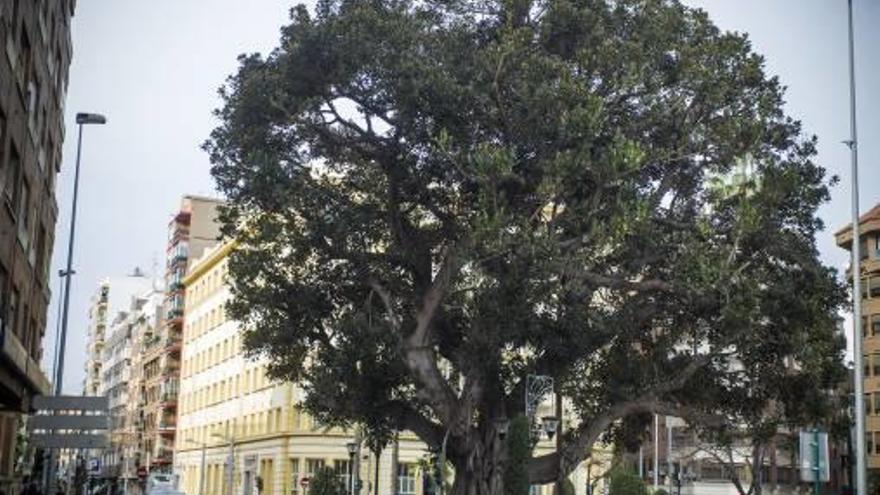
[836,203,880,469]
[82,272,156,481]
[0,0,77,489]
[98,278,163,490]
[141,196,221,475]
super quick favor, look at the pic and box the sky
[45,0,880,393]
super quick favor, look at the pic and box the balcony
[161,390,178,406]
[165,308,183,322]
[164,337,181,352]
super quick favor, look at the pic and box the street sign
[89,459,101,475]
[33,395,108,411]
[799,430,830,482]
[29,414,108,430]
[30,395,109,450]
[31,433,109,449]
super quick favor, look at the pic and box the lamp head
[76,112,107,125]
[541,416,559,440]
[346,441,359,455]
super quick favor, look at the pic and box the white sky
[45,0,880,392]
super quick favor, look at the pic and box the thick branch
[403,248,463,428]
[528,354,717,483]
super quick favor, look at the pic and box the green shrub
[310,467,347,495]
[608,468,647,495]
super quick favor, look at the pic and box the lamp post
[43,112,106,495]
[346,442,359,495]
[186,439,207,495]
[845,2,866,494]
[55,112,106,395]
[212,433,236,495]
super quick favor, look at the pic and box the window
[873,316,880,337]
[290,459,300,495]
[4,146,20,205]
[8,288,18,338]
[873,354,880,378]
[305,459,325,479]
[874,394,880,417]
[334,459,351,485]
[397,463,416,495]
[865,356,871,378]
[530,486,542,495]
[867,394,872,416]
[870,434,876,458]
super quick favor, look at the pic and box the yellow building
[173,241,609,495]
[836,203,880,469]
[173,242,429,495]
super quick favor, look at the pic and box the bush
[310,467,347,495]
[654,489,669,495]
[608,468,647,495]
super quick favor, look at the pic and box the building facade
[174,242,433,495]
[837,203,880,470]
[99,279,163,490]
[82,272,156,479]
[141,196,221,474]
[0,0,76,489]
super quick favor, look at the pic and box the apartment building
[99,280,163,489]
[174,241,432,495]
[141,196,221,474]
[0,0,76,488]
[837,203,880,470]
[83,273,156,480]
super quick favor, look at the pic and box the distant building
[141,196,222,475]
[82,272,157,482]
[0,0,76,489]
[836,203,880,470]
[98,278,163,491]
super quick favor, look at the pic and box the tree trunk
[449,436,506,495]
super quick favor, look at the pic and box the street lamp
[43,111,106,495]
[54,111,106,395]
[541,416,559,440]
[186,439,207,495]
[212,433,236,495]
[346,442,359,495]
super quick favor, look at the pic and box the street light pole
[55,112,106,395]
[44,112,106,495]
[845,1,865,494]
[211,432,236,495]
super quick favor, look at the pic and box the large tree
[205,1,846,494]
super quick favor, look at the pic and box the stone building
[0,0,77,490]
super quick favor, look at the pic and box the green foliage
[504,417,533,495]
[207,0,846,490]
[561,479,576,495]
[653,489,669,495]
[608,468,647,495]
[310,467,347,495]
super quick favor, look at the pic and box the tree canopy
[206,0,845,494]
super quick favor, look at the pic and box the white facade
[87,271,162,480]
